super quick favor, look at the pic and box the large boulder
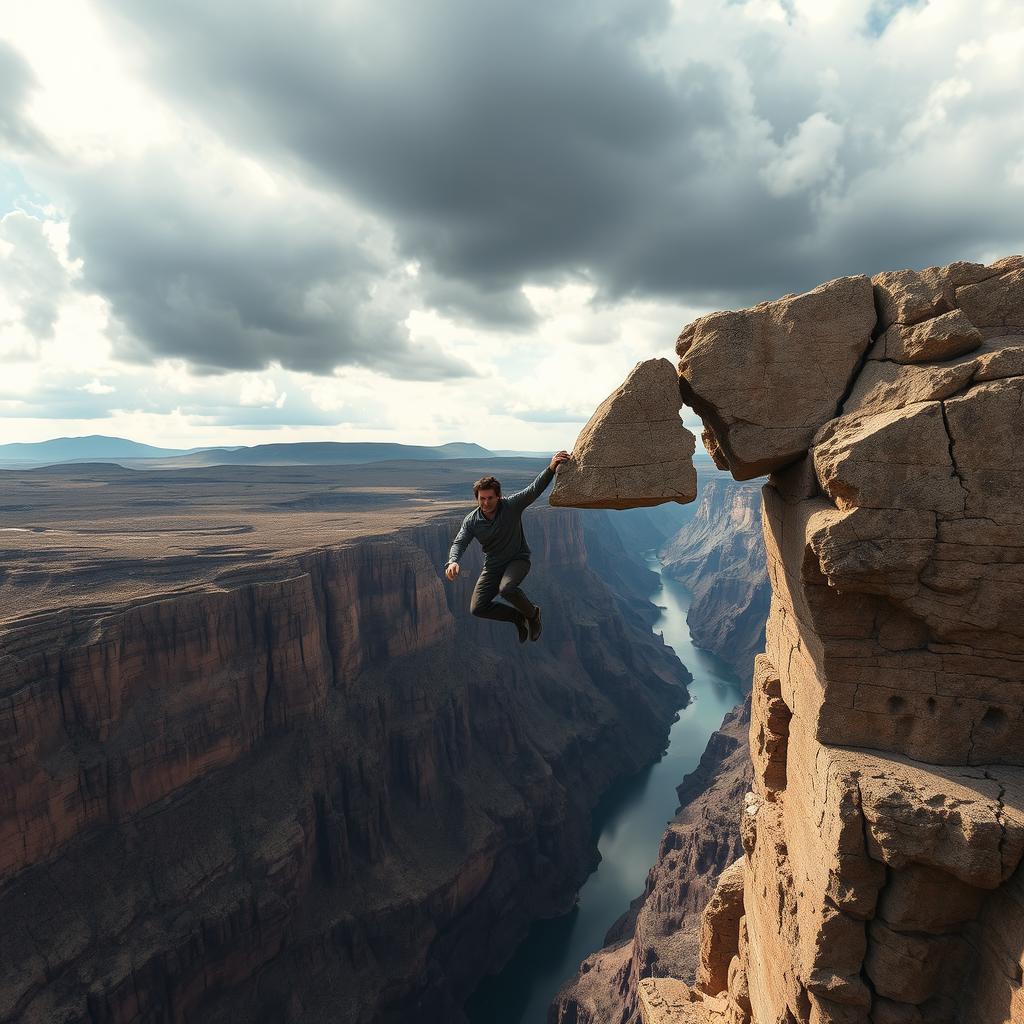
[676,276,876,480]
[550,357,697,510]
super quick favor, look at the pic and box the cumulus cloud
[0,210,70,339]
[0,41,49,156]
[761,113,844,197]
[65,155,477,380]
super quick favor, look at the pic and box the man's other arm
[446,514,473,568]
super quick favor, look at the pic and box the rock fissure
[836,332,883,421]
[938,399,971,504]
[982,769,1008,880]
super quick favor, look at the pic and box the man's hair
[473,475,501,497]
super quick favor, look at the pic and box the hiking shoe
[515,614,529,644]
[529,605,542,642]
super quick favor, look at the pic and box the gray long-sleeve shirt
[446,467,555,569]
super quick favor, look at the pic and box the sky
[1,0,1022,452]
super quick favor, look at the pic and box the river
[465,553,746,1024]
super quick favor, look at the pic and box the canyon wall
[631,256,1024,1023]
[0,506,688,1024]
[659,479,768,681]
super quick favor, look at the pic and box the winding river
[465,553,746,1024]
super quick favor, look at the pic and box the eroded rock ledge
[561,256,1024,1023]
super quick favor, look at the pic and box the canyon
[659,479,768,682]
[6,251,1021,1024]
[552,699,752,1024]
[0,461,692,1024]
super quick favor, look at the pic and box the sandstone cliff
[546,256,1024,1024]
[659,479,768,681]
[628,256,1024,1023]
[0,497,689,1024]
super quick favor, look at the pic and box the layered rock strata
[659,479,769,680]
[667,256,1024,1022]
[550,358,697,510]
[0,505,688,1024]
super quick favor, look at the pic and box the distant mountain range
[0,435,555,470]
[155,440,495,469]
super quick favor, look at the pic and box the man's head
[473,475,501,516]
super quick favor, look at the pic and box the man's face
[477,488,499,516]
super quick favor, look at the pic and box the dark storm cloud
[92,0,803,311]
[92,0,1024,319]
[0,42,49,157]
[66,158,476,379]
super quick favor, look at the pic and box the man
[445,451,570,643]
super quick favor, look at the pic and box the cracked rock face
[550,358,698,509]
[676,276,877,480]
[666,257,1024,1023]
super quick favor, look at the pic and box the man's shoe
[515,614,529,644]
[529,605,542,642]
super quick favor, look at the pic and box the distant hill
[0,435,192,463]
[0,434,719,472]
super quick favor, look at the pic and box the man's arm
[505,451,570,511]
[446,515,473,568]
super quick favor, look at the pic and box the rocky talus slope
[0,504,688,1024]
[659,479,768,681]
[627,256,1024,1023]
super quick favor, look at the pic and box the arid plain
[0,459,549,620]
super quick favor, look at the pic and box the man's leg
[500,560,543,641]
[470,565,519,623]
[497,560,536,619]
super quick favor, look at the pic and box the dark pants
[470,559,536,624]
